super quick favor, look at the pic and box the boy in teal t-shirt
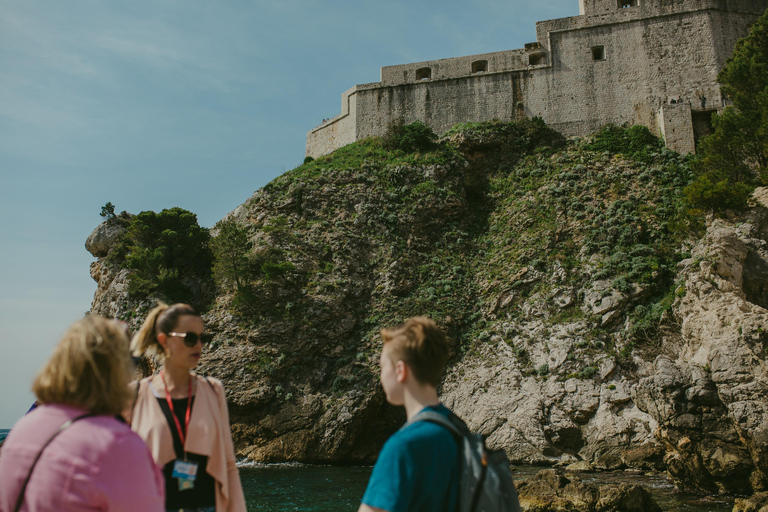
[359,317,459,512]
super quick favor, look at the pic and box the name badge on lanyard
[173,459,199,490]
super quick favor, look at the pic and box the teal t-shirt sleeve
[361,437,415,512]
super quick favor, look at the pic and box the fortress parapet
[307,0,768,158]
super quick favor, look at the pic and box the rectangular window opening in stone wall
[592,46,606,61]
[618,0,639,7]
[416,67,432,81]
[529,53,545,66]
[472,60,488,74]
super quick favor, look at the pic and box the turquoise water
[0,429,8,443]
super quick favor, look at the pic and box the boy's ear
[395,360,408,383]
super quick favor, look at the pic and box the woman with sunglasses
[128,303,246,512]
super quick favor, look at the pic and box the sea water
[238,463,736,512]
[0,428,738,511]
[240,463,371,511]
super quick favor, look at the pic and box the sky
[0,0,578,427]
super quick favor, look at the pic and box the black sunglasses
[167,331,213,347]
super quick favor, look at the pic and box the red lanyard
[160,370,193,448]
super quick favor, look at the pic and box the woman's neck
[161,364,192,398]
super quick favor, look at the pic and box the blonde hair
[381,316,450,387]
[33,315,133,416]
[131,302,198,360]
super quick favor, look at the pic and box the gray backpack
[411,410,522,512]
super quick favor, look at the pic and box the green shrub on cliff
[444,116,566,151]
[382,118,437,153]
[210,218,304,314]
[108,207,212,305]
[683,169,753,212]
[586,124,662,163]
[99,202,131,227]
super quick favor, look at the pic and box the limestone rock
[566,460,594,472]
[733,491,768,512]
[85,219,126,257]
[441,341,658,468]
[633,208,768,494]
[516,469,661,512]
[582,280,626,316]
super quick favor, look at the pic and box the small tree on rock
[100,202,116,222]
[211,219,254,292]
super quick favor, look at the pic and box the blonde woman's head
[32,315,133,416]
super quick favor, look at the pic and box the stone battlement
[307,0,768,158]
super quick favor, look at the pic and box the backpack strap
[13,413,96,512]
[409,410,456,433]
[408,409,468,438]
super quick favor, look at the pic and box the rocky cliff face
[441,203,768,494]
[633,198,768,494]
[86,121,768,494]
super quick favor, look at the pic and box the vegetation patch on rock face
[584,124,663,163]
[474,124,695,377]
[107,207,213,306]
[381,118,438,153]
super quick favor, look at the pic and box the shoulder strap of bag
[408,409,467,437]
[13,413,96,512]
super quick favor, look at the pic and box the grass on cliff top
[267,117,565,193]
[267,137,455,190]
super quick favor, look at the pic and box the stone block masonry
[307,0,768,158]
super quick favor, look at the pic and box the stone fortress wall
[307,0,768,158]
